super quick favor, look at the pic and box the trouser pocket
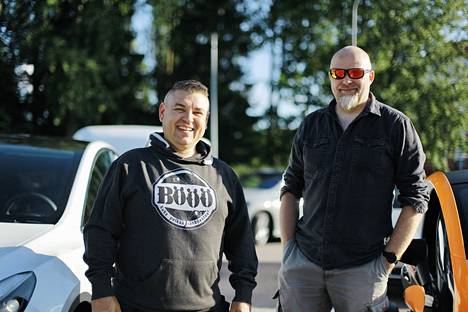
[273,289,283,312]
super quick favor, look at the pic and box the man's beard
[337,94,359,111]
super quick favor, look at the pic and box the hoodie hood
[149,132,213,165]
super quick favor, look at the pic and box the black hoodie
[83,133,258,311]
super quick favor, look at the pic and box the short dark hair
[167,80,209,98]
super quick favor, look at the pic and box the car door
[429,172,468,311]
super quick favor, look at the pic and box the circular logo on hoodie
[152,169,217,229]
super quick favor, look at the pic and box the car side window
[81,150,117,230]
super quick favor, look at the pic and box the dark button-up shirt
[281,93,430,269]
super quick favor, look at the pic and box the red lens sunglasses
[329,68,371,80]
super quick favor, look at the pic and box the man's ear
[369,70,375,83]
[205,111,210,126]
[159,103,166,122]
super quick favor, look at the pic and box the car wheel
[252,211,271,245]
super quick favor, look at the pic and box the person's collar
[326,92,381,117]
[149,132,213,165]
[367,92,381,116]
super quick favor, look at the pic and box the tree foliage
[1,0,466,169]
[0,0,151,136]
[257,0,467,170]
[150,0,261,165]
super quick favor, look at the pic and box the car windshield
[452,183,468,258]
[240,172,283,189]
[0,145,81,224]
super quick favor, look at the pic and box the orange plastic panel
[404,285,425,312]
[428,171,468,311]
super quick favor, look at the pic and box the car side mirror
[400,239,427,265]
[404,284,426,312]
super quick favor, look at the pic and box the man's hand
[91,296,121,312]
[229,301,251,312]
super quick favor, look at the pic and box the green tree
[258,0,467,170]
[151,0,261,165]
[0,0,151,136]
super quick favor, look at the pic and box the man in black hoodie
[83,80,258,312]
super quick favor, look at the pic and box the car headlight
[0,272,36,312]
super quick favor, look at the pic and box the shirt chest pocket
[351,137,386,173]
[303,137,332,179]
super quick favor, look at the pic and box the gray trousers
[277,239,390,312]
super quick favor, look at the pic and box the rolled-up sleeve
[393,117,430,213]
[281,122,306,199]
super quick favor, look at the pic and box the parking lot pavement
[220,242,281,310]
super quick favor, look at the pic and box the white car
[73,124,162,155]
[241,170,284,245]
[0,134,118,311]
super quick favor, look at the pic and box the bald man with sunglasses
[277,46,429,311]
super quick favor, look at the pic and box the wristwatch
[382,250,398,264]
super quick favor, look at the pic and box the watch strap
[382,250,398,264]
